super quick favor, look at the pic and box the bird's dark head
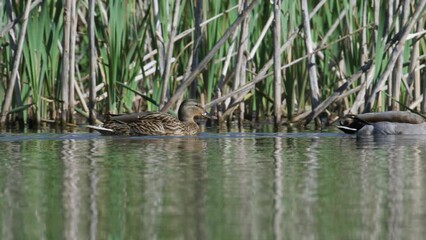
[337,115,370,134]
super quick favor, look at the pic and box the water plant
[0,0,425,129]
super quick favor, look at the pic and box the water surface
[1,129,426,239]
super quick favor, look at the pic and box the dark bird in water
[337,111,426,136]
[88,100,211,136]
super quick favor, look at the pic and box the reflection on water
[0,132,426,239]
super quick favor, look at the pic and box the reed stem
[273,0,282,127]
[88,0,97,124]
[1,0,32,125]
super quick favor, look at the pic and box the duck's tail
[86,125,115,135]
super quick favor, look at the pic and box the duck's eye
[340,119,350,125]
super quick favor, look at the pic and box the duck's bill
[202,112,217,120]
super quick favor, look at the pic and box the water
[1,129,426,240]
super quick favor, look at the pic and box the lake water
[1,127,426,240]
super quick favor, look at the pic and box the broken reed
[0,0,425,128]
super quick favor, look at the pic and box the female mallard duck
[337,111,426,136]
[88,100,211,136]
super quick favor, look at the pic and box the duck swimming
[337,111,426,136]
[88,100,211,136]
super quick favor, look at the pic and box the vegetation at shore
[1,0,425,129]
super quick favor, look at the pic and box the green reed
[0,0,425,128]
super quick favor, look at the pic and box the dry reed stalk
[407,24,422,111]
[5,0,24,127]
[412,43,421,108]
[360,0,381,111]
[233,0,250,127]
[337,85,364,101]
[1,0,32,125]
[300,0,320,112]
[161,0,260,112]
[391,0,410,111]
[208,24,370,112]
[0,0,42,37]
[207,35,305,110]
[88,0,97,124]
[415,25,424,112]
[349,1,369,114]
[174,5,239,42]
[206,8,306,111]
[309,0,327,17]
[74,80,89,113]
[190,0,203,99]
[319,9,346,48]
[350,70,375,114]
[408,94,424,110]
[214,30,239,123]
[423,59,426,113]
[349,1,380,113]
[61,0,72,124]
[365,0,426,111]
[160,0,181,106]
[206,0,331,112]
[299,61,372,125]
[97,1,108,24]
[152,0,165,75]
[273,0,282,127]
[248,14,273,60]
[69,0,77,123]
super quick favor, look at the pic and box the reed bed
[1,0,425,129]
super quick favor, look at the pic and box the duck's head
[178,100,212,121]
[337,115,370,134]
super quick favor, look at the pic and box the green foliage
[1,0,425,127]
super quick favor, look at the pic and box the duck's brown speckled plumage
[90,100,209,136]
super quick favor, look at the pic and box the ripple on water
[0,130,426,239]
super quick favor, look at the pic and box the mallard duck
[337,111,426,135]
[88,100,211,136]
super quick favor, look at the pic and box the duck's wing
[108,112,149,123]
[355,111,426,124]
[127,112,186,135]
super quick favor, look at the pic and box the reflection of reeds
[1,0,426,129]
[1,135,426,238]
[61,139,81,240]
[272,137,283,240]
